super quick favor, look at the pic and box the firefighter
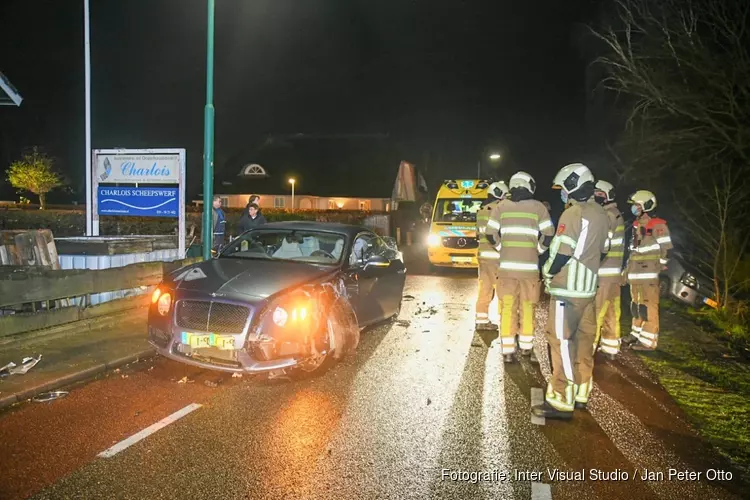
[474,181,509,330]
[485,171,555,362]
[532,163,610,420]
[593,180,626,360]
[622,190,673,351]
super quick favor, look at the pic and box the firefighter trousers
[475,259,498,325]
[545,296,597,412]
[594,281,622,355]
[629,282,660,349]
[496,276,540,354]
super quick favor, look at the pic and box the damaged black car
[148,221,406,377]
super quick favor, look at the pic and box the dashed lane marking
[97,403,202,458]
[531,388,545,425]
[531,481,552,500]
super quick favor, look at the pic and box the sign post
[91,148,186,258]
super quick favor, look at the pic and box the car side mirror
[382,236,398,250]
[363,254,390,271]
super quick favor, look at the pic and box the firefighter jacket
[485,199,555,277]
[476,200,501,260]
[543,198,610,299]
[598,202,625,283]
[627,214,673,283]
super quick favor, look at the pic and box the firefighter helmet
[488,181,509,199]
[509,171,536,194]
[594,180,616,203]
[628,190,657,212]
[552,163,595,194]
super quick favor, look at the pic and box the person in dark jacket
[238,203,267,233]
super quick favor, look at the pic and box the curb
[0,348,155,410]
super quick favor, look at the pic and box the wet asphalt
[0,261,747,499]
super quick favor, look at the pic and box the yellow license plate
[181,332,237,350]
[703,297,719,309]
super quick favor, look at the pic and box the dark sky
[0,0,601,203]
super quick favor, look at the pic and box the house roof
[213,135,406,198]
[0,71,22,106]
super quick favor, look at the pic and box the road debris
[177,376,194,384]
[1,355,42,376]
[232,373,243,378]
[403,294,415,300]
[205,379,222,388]
[426,398,432,406]
[396,320,411,327]
[32,391,69,403]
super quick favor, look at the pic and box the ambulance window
[434,198,482,222]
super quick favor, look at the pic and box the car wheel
[659,277,670,298]
[288,301,356,380]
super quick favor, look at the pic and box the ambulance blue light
[460,180,474,188]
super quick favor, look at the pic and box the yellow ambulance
[426,179,491,269]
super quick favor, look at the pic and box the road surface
[0,264,745,499]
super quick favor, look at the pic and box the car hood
[167,258,335,299]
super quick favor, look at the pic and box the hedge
[0,207,381,238]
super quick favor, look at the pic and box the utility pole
[202,0,215,259]
[84,0,92,235]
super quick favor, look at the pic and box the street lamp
[288,178,296,211]
[477,152,502,178]
[202,0,216,260]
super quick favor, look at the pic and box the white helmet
[552,163,595,194]
[594,180,616,203]
[509,171,536,194]
[628,190,657,212]
[488,181,509,200]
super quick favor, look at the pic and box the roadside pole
[202,0,216,260]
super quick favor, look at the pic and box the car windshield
[433,198,484,223]
[220,229,346,265]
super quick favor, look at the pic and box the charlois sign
[96,153,180,184]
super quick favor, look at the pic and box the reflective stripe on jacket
[627,214,673,283]
[486,199,554,277]
[543,199,610,298]
[475,200,501,259]
[598,202,625,281]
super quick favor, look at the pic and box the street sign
[97,187,178,217]
[90,149,186,258]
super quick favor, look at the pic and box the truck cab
[426,179,490,269]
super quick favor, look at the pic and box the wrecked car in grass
[148,221,406,377]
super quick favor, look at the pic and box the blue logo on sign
[97,187,178,218]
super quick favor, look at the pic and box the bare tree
[590,0,750,310]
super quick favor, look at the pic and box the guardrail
[0,257,201,338]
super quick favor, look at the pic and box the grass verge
[631,303,750,475]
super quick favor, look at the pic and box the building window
[328,200,336,209]
[359,200,371,211]
[221,197,229,208]
[274,197,285,208]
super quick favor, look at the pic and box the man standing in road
[622,190,673,351]
[474,181,509,331]
[593,180,626,360]
[485,171,555,362]
[237,202,267,233]
[532,163,609,420]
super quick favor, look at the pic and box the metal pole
[202,0,216,260]
[84,0,92,236]
[291,183,295,212]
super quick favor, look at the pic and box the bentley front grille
[175,300,250,334]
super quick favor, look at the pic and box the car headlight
[157,292,172,316]
[151,288,162,304]
[271,301,311,328]
[680,272,698,288]
[427,233,441,247]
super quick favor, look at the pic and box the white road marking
[531,388,545,425]
[531,481,552,500]
[97,403,202,458]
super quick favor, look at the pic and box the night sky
[0,0,601,204]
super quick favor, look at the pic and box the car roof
[259,220,372,238]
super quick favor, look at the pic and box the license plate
[703,297,719,309]
[452,257,473,263]
[181,332,237,350]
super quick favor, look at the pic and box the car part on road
[1,355,42,376]
[32,391,69,403]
